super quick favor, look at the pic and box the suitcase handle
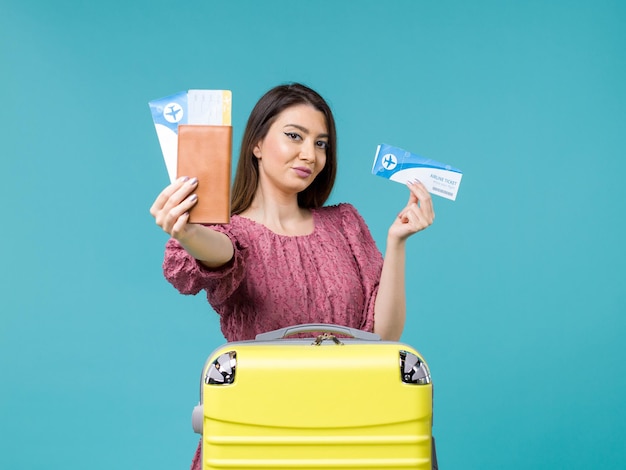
[255,323,380,341]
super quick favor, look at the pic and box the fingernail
[189,194,198,202]
[188,177,198,185]
[179,176,189,182]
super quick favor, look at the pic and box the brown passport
[177,125,232,224]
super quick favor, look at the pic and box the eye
[284,132,301,140]
[316,140,328,150]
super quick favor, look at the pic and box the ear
[253,140,263,159]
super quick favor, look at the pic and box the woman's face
[253,104,328,197]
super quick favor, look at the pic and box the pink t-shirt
[163,203,383,341]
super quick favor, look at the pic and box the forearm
[373,237,407,341]
[176,224,234,268]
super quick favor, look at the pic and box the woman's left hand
[388,180,435,241]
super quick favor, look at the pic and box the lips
[293,167,312,178]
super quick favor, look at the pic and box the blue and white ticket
[372,144,463,201]
[149,90,232,182]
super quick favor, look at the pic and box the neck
[241,184,312,236]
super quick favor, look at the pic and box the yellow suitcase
[191,324,434,469]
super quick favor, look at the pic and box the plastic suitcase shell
[191,324,433,469]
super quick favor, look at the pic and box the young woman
[149,83,435,468]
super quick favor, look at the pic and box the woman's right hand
[149,176,200,241]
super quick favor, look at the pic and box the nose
[299,140,316,162]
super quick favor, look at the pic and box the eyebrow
[284,123,329,139]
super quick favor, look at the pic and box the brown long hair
[231,83,337,214]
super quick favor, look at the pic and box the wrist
[174,222,202,246]
[387,226,408,245]
[386,233,407,251]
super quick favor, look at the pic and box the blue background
[1,1,625,468]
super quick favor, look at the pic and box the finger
[398,207,422,228]
[418,188,435,223]
[405,181,419,205]
[399,180,422,215]
[151,177,198,222]
[161,193,198,232]
[397,206,412,223]
[171,211,191,239]
[410,210,435,234]
[404,209,422,228]
[407,180,431,202]
[150,177,189,215]
[408,181,435,219]
[169,177,199,207]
